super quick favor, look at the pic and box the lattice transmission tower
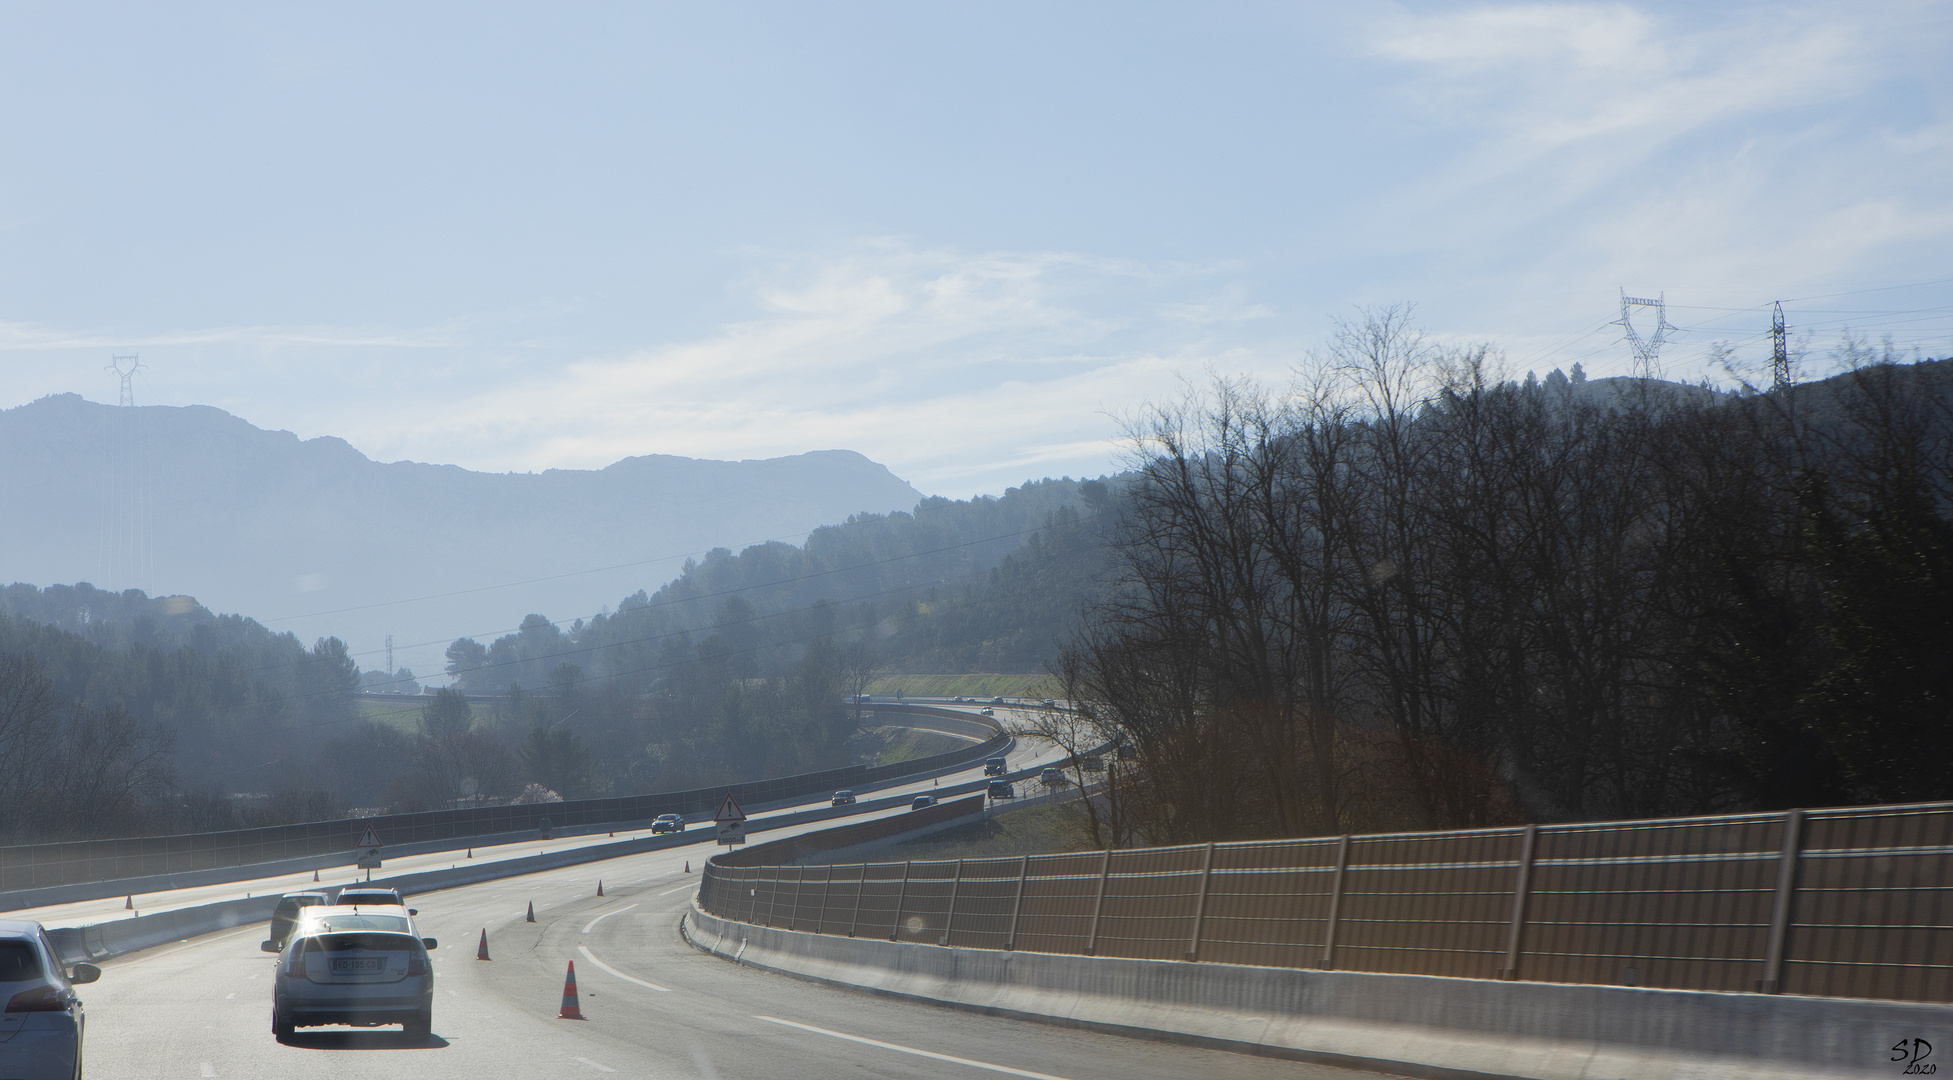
[1771,301,1791,391]
[100,355,150,591]
[1615,290,1679,380]
[108,354,142,405]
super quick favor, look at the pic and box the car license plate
[332,956,386,974]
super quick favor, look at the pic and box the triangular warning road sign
[713,794,746,823]
[357,824,382,849]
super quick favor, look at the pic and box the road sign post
[714,794,747,846]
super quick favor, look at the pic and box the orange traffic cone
[476,928,490,961]
[124,895,132,910]
[684,861,690,873]
[557,961,585,1020]
[608,831,614,838]
[526,902,536,923]
[313,869,320,882]
[596,880,604,897]
[467,848,473,858]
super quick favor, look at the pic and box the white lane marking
[224,992,235,1000]
[575,945,670,992]
[581,903,639,934]
[659,885,694,897]
[572,1057,616,1073]
[752,1016,1077,1080]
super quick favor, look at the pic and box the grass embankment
[867,673,1062,700]
[810,799,1093,862]
[357,699,424,733]
[870,727,973,765]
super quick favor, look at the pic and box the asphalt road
[76,833,1374,1080]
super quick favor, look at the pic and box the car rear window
[308,914,411,933]
[0,940,43,982]
[312,932,417,954]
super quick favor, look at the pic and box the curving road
[76,827,1366,1079]
[38,707,1372,1078]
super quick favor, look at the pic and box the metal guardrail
[696,799,1953,1004]
[0,720,1009,893]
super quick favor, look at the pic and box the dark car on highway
[987,780,1015,799]
[832,790,857,806]
[911,795,937,810]
[268,891,329,950]
[651,814,685,833]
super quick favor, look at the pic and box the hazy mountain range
[0,393,922,677]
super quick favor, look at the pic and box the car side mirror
[422,938,438,950]
[408,909,418,916]
[261,941,280,953]
[68,963,101,984]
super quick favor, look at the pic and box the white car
[266,906,437,1040]
[0,918,100,1080]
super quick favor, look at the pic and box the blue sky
[2,1,1949,498]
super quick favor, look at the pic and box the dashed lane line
[752,1015,1077,1080]
[575,945,671,992]
[571,1057,616,1073]
[658,885,694,897]
[581,903,640,934]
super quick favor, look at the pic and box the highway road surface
[75,831,1372,1080]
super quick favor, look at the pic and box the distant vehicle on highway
[1040,698,1056,707]
[336,887,415,915]
[987,780,1015,799]
[990,696,1005,704]
[1040,767,1069,785]
[266,908,437,1041]
[650,814,685,833]
[1081,754,1106,771]
[984,756,1007,776]
[268,891,329,950]
[0,918,100,1080]
[911,795,938,810]
[831,790,857,806]
[980,707,995,715]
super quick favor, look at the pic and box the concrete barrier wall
[682,904,1953,1080]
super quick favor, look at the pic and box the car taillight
[283,951,305,978]
[406,951,428,977]
[6,985,69,1012]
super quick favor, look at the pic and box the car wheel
[404,1008,432,1040]
[272,1003,295,1041]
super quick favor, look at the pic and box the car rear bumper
[0,1012,81,1080]
[287,993,430,1025]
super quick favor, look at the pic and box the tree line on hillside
[1051,309,1953,849]
[431,478,1111,796]
[0,477,1114,841]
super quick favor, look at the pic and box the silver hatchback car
[265,907,436,1040]
[0,918,100,1080]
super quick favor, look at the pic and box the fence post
[816,865,832,935]
[1758,809,1805,994]
[1498,824,1538,980]
[940,859,965,946]
[1185,842,1216,961]
[1006,855,1029,950]
[1084,849,1113,956]
[848,864,865,938]
[762,867,780,927]
[1320,835,1351,971]
[889,862,913,941]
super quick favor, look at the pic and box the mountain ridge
[0,393,923,674]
